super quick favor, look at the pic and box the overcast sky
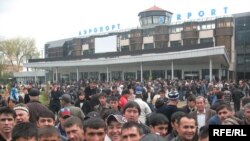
[0,0,248,51]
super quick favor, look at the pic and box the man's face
[123,107,139,122]
[244,108,250,122]
[188,101,196,109]
[37,117,55,128]
[177,117,197,141]
[109,101,119,110]
[84,128,106,141]
[65,124,84,141]
[196,98,205,112]
[218,107,233,122]
[121,126,142,141]
[150,124,168,137]
[15,110,30,123]
[79,94,85,100]
[107,121,122,141]
[0,114,16,133]
[99,96,106,105]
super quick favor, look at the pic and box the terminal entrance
[184,71,199,80]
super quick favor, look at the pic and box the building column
[218,69,222,81]
[165,69,168,79]
[135,71,138,80]
[55,67,58,83]
[34,68,37,83]
[140,62,143,82]
[122,71,124,81]
[76,66,79,81]
[181,69,184,79]
[106,66,109,82]
[227,70,230,80]
[171,60,174,80]
[199,69,202,80]
[209,58,213,82]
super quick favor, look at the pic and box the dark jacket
[26,100,50,123]
[75,99,92,115]
[49,89,62,112]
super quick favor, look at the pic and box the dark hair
[109,96,119,102]
[0,107,16,119]
[170,111,186,123]
[216,91,224,99]
[242,97,250,106]
[216,104,232,113]
[83,118,106,132]
[37,110,55,121]
[122,121,144,135]
[148,113,169,127]
[12,122,38,141]
[158,89,165,94]
[64,116,83,129]
[121,89,130,95]
[199,125,209,140]
[177,114,197,126]
[122,101,141,116]
[187,94,196,102]
[38,126,60,139]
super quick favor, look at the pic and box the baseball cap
[59,108,71,118]
[106,114,127,125]
[84,111,101,120]
[59,94,71,103]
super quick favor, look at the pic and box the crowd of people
[0,78,250,141]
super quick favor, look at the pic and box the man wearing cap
[60,94,85,121]
[156,90,181,133]
[26,88,49,123]
[13,103,30,124]
[105,114,127,141]
[56,107,72,140]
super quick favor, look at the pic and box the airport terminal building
[23,6,250,83]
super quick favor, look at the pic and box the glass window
[153,16,159,24]
[147,17,152,24]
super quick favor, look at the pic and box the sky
[0,0,249,51]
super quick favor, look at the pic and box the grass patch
[39,91,49,106]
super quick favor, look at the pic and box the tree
[0,37,40,71]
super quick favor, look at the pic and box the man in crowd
[106,114,127,141]
[0,107,16,141]
[121,121,144,141]
[12,122,38,141]
[64,116,84,141]
[84,117,106,141]
[13,103,30,124]
[36,109,55,128]
[148,113,169,137]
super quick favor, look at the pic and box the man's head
[195,96,206,112]
[0,107,16,134]
[121,89,130,98]
[187,95,196,109]
[149,113,169,137]
[198,125,209,141]
[78,90,86,100]
[216,104,234,123]
[64,116,84,141]
[60,94,72,106]
[38,126,61,141]
[243,103,250,123]
[98,93,107,106]
[176,115,197,141]
[28,88,40,101]
[36,110,55,128]
[58,107,72,129]
[83,118,106,141]
[121,121,143,141]
[106,114,127,141]
[12,122,38,141]
[170,111,186,132]
[122,101,141,122]
[109,96,119,110]
[13,103,30,124]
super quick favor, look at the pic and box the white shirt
[134,98,152,124]
[197,109,206,132]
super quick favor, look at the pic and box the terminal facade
[24,6,250,83]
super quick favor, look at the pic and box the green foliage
[0,37,40,70]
